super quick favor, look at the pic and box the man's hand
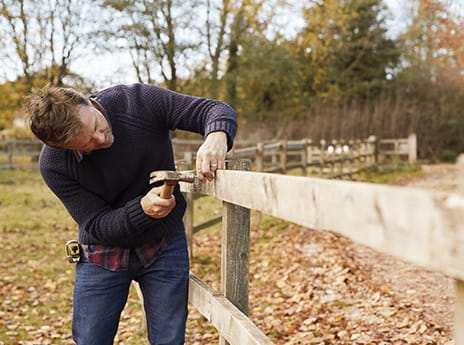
[196,131,228,183]
[141,186,176,218]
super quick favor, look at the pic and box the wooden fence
[178,135,416,256]
[229,137,377,178]
[0,139,43,169]
[377,133,417,164]
[175,134,416,175]
[0,135,416,170]
[180,155,464,344]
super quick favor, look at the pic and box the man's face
[63,105,114,154]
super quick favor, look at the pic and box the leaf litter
[0,164,456,344]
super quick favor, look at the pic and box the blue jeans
[72,226,189,345]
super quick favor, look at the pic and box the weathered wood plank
[220,159,251,345]
[193,215,222,233]
[181,169,464,280]
[189,274,274,345]
[221,202,250,313]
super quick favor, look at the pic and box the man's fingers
[141,187,176,218]
[217,159,225,170]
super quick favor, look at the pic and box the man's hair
[24,85,90,147]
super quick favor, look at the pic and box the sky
[0,0,439,89]
[69,0,411,90]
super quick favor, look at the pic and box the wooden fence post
[408,133,417,164]
[255,143,264,226]
[182,151,195,258]
[301,139,308,176]
[367,135,377,165]
[220,159,251,345]
[319,139,326,177]
[347,140,354,178]
[256,142,264,172]
[8,141,14,168]
[338,141,344,178]
[330,140,336,178]
[280,140,287,174]
[306,139,313,175]
[455,154,464,345]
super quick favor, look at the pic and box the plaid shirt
[81,237,168,271]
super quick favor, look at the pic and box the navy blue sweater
[39,84,237,247]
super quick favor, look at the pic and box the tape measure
[65,240,81,263]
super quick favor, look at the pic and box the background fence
[0,134,417,171]
[174,133,417,176]
[0,139,43,169]
[175,134,416,256]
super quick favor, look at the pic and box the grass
[0,169,146,344]
[356,161,423,184]
[0,169,77,344]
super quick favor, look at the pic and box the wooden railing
[180,155,464,344]
[178,135,418,257]
[229,137,377,178]
[378,133,417,164]
[0,139,43,169]
[0,134,416,170]
[174,134,416,175]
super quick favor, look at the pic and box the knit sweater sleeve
[103,84,238,150]
[38,147,183,246]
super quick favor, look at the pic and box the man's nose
[93,131,106,144]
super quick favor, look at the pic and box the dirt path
[397,164,459,192]
[349,164,459,344]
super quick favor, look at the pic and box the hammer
[149,170,195,199]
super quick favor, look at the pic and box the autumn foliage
[0,0,463,160]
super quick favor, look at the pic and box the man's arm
[39,148,185,246]
[132,84,237,183]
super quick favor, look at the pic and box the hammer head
[149,170,195,186]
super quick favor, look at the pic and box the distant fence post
[220,159,251,345]
[330,140,336,177]
[338,141,345,178]
[408,133,417,164]
[301,139,308,176]
[256,142,264,173]
[7,141,14,167]
[306,139,313,174]
[367,135,377,165]
[456,154,464,344]
[279,140,287,174]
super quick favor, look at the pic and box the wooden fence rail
[179,135,416,256]
[0,139,43,169]
[175,134,415,178]
[0,135,416,170]
[180,155,464,344]
[378,133,417,164]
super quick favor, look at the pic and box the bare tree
[103,0,201,91]
[205,0,230,98]
[0,0,95,86]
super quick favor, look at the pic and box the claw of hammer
[149,170,195,199]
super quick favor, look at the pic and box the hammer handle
[160,183,176,199]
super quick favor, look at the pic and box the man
[24,83,237,344]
